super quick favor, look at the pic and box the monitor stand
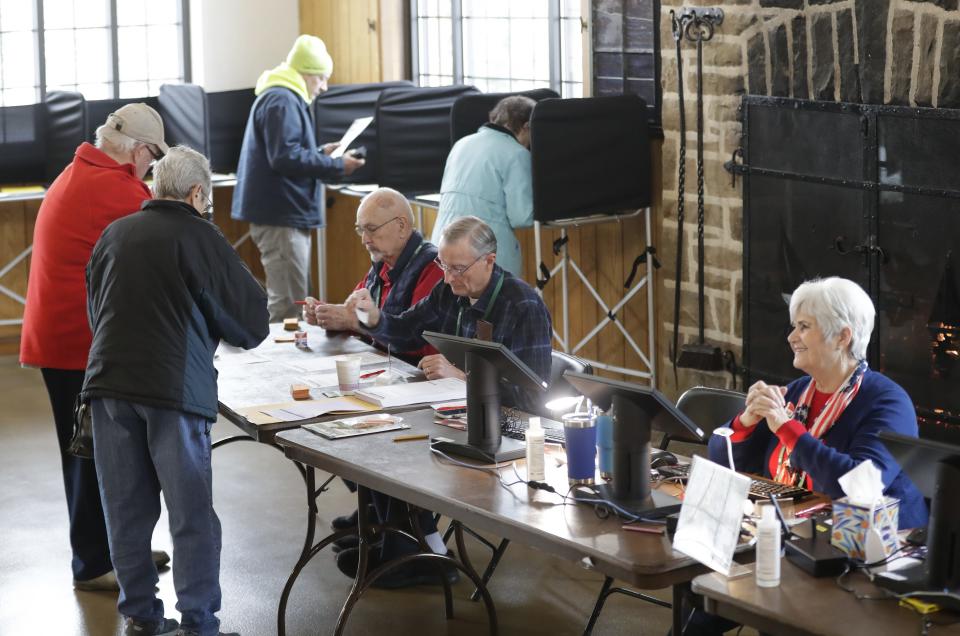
[573,394,681,518]
[430,351,526,464]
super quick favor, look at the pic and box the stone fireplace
[656,0,960,439]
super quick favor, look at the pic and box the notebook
[354,377,466,408]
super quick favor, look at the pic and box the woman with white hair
[708,277,927,529]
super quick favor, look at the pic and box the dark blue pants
[370,491,439,558]
[40,368,113,581]
[92,398,222,635]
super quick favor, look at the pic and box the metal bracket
[675,7,724,43]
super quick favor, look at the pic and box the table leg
[672,582,688,635]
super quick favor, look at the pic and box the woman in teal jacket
[431,95,535,277]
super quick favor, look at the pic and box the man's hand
[345,288,380,328]
[321,142,339,155]
[418,354,465,381]
[342,154,365,176]
[312,303,355,331]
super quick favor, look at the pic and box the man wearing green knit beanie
[233,35,365,322]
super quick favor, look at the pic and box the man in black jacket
[83,146,269,636]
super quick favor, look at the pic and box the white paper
[330,116,373,158]
[355,377,466,408]
[673,456,752,576]
[261,398,370,422]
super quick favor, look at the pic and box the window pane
[561,17,582,83]
[436,0,450,18]
[147,0,179,25]
[0,0,35,31]
[509,19,536,80]
[42,0,74,29]
[438,17,452,77]
[147,25,179,78]
[44,29,76,85]
[76,82,110,99]
[119,80,148,98]
[2,87,40,106]
[74,27,110,84]
[483,0,509,18]
[461,0,485,18]
[561,0,580,18]
[118,26,147,80]
[510,1,546,19]
[73,0,109,28]
[2,32,38,87]
[117,0,147,26]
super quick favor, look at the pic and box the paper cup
[335,356,361,392]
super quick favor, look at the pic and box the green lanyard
[455,272,504,337]
[371,242,425,307]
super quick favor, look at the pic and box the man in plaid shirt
[336,215,553,588]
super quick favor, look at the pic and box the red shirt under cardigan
[20,143,150,370]
[729,388,832,490]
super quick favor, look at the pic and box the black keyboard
[656,463,810,501]
[500,410,566,445]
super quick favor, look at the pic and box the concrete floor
[0,357,688,636]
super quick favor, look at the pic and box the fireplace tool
[672,7,725,372]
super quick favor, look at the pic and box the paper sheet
[672,456,752,575]
[330,116,373,158]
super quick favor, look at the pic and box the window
[0,0,188,106]
[412,0,584,98]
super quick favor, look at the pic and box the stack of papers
[355,377,466,408]
[303,414,409,439]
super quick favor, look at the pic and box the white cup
[335,356,361,392]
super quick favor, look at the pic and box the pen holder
[563,412,597,485]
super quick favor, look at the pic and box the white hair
[152,145,211,201]
[789,277,875,361]
[94,124,139,153]
[440,216,497,256]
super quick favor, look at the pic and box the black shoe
[336,547,460,589]
[331,534,360,554]
[124,617,179,635]
[330,504,376,531]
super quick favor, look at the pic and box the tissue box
[830,496,899,560]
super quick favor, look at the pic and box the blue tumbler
[563,412,597,485]
[595,411,614,480]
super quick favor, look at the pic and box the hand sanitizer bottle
[525,416,545,481]
[756,505,781,587]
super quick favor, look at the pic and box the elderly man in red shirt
[20,103,171,592]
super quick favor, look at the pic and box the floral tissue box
[831,496,899,560]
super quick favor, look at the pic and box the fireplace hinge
[724,147,744,187]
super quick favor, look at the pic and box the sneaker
[175,631,238,636]
[331,534,360,554]
[74,569,120,592]
[335,547,460,589]
[330,504,376,531]
[124,617,179,635]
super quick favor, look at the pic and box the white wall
[190,0,300,92]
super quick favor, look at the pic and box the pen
[359,369,387,379]
[294,299,324,305]
[393,433,429,442]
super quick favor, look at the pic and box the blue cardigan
[708,370,928,529]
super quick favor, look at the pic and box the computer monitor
[564,371,705,518]
[422,331,548,463]
[876,432,960,609]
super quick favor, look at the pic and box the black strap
[624,246,660,289]
[536,262,551,290]
[552,235,569,256]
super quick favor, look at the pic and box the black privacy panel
[0,104,45,184]
[313,81,413,185]
[44,91,87,182]
[158,84,210,156]
[206,89,256,173]
[376,84,480,196]
[84,97,161,143]
[530,95,651,223]
[449,88,559,146]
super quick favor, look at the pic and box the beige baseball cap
[104,103,169,155]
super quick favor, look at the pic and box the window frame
[409,0,582,97]
[2,0,191,104]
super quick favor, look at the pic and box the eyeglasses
[354,216,400,237]
[197,188,213,219]
[434,253,489,277]
[142,144,163,161]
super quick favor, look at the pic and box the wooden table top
[216,322,422,442]
[692,558,960,636]
[276,408,729,589]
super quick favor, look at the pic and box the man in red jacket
[20,103,171,592]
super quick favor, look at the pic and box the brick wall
[656,0,960,397]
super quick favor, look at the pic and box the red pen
[359,369,387,380]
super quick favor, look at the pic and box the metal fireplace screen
[738,96,960,443]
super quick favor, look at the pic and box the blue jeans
[92,398,222,636]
